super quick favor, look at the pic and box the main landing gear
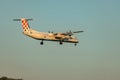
[40,40,44,45]
[59,40,63,45]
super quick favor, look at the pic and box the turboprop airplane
[13,18,83,46]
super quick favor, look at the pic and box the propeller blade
[73,31,84,33]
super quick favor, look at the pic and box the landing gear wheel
[59,41,63,45]
[40,40,44,45]
[74,43,77,46]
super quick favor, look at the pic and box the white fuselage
[23,29,79,43]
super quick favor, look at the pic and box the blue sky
[0,0,120,80]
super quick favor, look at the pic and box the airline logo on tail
[13,18,33,30]
[21,18,29,29]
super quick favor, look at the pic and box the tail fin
[13,18,33,30]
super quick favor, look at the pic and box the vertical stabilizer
[13,18,33,30]
[21,18,30,30]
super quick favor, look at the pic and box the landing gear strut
[59,40,63,45]
[40,40,44,45]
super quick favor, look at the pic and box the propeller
[48,31,53,33]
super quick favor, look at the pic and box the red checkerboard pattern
[21,18,29,29]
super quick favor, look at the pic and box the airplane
[13,18,84,46]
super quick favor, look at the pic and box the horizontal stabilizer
[13,18,33,21]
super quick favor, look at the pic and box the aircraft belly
[25,32,55,40]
